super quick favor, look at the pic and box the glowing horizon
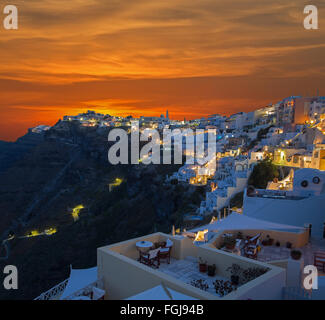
[0,0,325,141]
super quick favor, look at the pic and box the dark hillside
[0,121,205,299]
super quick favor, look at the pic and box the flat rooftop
[98,232,286,300]
[258,238,325,275]
[158,256,229,297]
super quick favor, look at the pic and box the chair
[235,239,242,249]
[244,239,260,259]
[314,251,325,271]
[249,233,261,244]
[244,246,258,259]
[139,247,161,268]
[91,287,105,300]
[166,238,173,248]
[159,239,173,264]
[244,233,261,248]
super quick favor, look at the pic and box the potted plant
[190,279,209,291]
[224,236,236,250]
[236,231,243,240]
[207,264,216,277]
[263,235,274,246]
[242,267,268,284]
[262,235,270,246]
[213,280,235,297]
[286,242,292,249]
[227,263,243,286]
[290,249,302,260]
[198,257,207,273]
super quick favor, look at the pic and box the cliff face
[0,121,204,300]
[0,131,45,174]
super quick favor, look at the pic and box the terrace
[210,228,325,279]
[258,237,325,274]
[211,227,309,254]
[97,232,286,300]
[158,256,229,297]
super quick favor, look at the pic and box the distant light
[108,178,123,191]
[26,230,41,238]
[45,228,57,235]
[72,205,84,222]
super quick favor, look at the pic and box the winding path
[0,148,80,260]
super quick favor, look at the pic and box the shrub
[190,279,209,291]
[213,280,236,297]
[242,267,268,284]
[291,250,302,260]
[223,235,236,249]
[248,159,279,189]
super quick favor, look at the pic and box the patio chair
[159,239,173,264]
[139,247,161,268]
[166,238,173,248]
[245,239,260,251]
[244,233,261,248]
[244,245,258,259]
[314,251,325,272]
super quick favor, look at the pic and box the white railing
[34,278,104,300]
[34,279,69,300]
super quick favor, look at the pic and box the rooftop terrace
[257,238,325,275]
[97,232,286,300]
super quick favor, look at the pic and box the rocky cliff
[0,121,204,300]
[0,131,45,174]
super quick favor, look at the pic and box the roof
[190,212,304,233]
[126,285,197,300]
[60,267,98,300]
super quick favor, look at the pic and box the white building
[199,157,252,215]
[243,168,325,239]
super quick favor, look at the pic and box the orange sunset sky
[0,0,325,141]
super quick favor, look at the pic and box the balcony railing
[34,279,68,300]
[34,278,104,300]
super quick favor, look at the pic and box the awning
[126,284,197,300]
[190,212,304,233]
[60,266,98,300]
